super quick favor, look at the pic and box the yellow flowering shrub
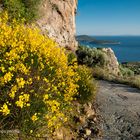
[76,65,97,104]
[0,12,79,137]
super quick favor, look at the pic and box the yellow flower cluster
[0,12,80,135]
[16,78,26,88]
[9,85,18,99]
[31,113,38,122]
[2,72,13,84]
[16,93,30,108]
[0,103,10,116]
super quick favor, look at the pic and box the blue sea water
[80,36,140,62]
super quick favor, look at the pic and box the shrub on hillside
[92,66,117,81]
[0,13,80,137]
[122,62,140,75]
[67,53,98,103]
[132,76,140,88]
[119,65,134,77]
[1,0,42,21]
[76,46,107,67]
[67,52,77,65]
[76,65,97,104]
[92,66,140,89]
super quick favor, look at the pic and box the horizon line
[76,34,140,36]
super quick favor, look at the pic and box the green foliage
[76,46,107,67]
[92,66,116,81]
[119,64,134,77]
[122,62,140,75]
[76,65,97,104]
[92,66,140,89]
[68,52,98,104]
[67,52,77,65]
[1,0,42,21]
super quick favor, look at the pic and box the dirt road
[96,81,140,140]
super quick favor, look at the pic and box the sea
[79,36,140,62]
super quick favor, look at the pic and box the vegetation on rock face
[1,0,42,21]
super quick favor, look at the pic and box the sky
[76,0,140,35]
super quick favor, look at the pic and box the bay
[79,36,140,62]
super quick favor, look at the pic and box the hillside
[76,35,120,45]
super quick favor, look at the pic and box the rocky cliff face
[37,0,78,50]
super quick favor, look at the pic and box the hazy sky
[76,0,140,35]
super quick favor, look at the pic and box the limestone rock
[102,48,120,76]
[37,0,78,50]
[86,129,91,136]
[83,103,95,118]
[79,116,86,124]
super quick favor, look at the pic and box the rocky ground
[96,80,140,140]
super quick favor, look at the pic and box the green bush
[122,62,140,75]
[76,46,107,67]
[76,65,97,104]
[67,52,77,65]
[120,65,134,77]
[1,0,42,21]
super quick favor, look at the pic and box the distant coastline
[76,35,121,45]
[76,35,140,62]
